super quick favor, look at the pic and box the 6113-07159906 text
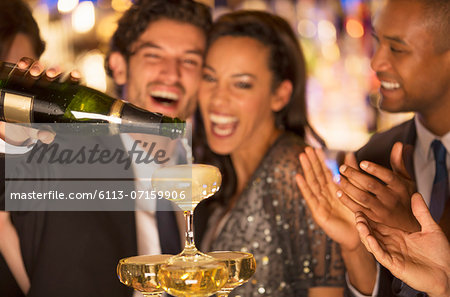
[9,190,187,201]
[10,190,186,200]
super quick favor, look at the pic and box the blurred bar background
[24,0,413,151]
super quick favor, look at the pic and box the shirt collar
[414,116,450,161]
[0,137,36,154]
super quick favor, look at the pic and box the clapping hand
[356,193,450,297]
[296,147,377,294]
[337,142,420,232]
[296,147,360,251]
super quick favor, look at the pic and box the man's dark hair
[106,0,212,77]
[0,0,46,59]
[394,0,450,53]
[420,0,450,52]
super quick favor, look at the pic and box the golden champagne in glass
[117,254,172,296]
[151,164,228,297]
[208,251,256,297]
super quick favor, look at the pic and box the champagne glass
[151,164,228,297]
[208,251,256,297]
[117,254,172,296]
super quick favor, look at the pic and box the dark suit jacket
[354,118,427,297]
[355,119,417,176]
[0,134,181,297]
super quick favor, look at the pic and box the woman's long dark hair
[193,10,323,206]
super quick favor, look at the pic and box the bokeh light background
[27,0,413,151]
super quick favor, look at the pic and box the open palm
[356,193,450,297]
[296,147,360,251]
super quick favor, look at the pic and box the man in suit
[0,1,212,296]
[297,0,449,296]
[337,0,449,295]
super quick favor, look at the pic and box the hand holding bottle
[0,57,81,145]
[16,57,81,83]
[0,58,185,144]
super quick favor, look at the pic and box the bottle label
[108,99,124,119]
[0,90,33,123]
[108,99,124,134]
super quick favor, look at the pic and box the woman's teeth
[209,114,238,124]
[213,126,234,136]
[210,114,238,136]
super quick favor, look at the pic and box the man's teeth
[150,90,179,101]
[209,114,238,124]
[380,81,400,90]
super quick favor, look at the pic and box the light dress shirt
[0,138,35,154]
[120,133,162,297]
[413,116,450,206]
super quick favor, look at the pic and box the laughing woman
[194,10,345,297]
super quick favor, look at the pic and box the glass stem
[184,210,196,254]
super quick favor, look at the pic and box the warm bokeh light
[57,0,79,13]
[32,3,50,31]
[72,1,95,33]
[111,0,132,12]
[346,19,364,38]
[297,19,316,38]
[321,43,340,62]
[345,55,369,75]
[242,0,268,11]
[317,20,336,45]
[96,13,120,43]
[79,50,107,93]
[195,0,214,8]
[314,60,335,86]
[274,0,295,23]
[28,0,413,150]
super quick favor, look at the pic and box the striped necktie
[430,139,449,222]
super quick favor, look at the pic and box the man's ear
[271,80,292,112]
[108,52,127,85]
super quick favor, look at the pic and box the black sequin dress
[204,133,345,296]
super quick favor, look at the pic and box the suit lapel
[110,134,182,254]
[156,198,182,254]
[400,119,417,183]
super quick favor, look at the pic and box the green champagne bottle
[0,61,184,139]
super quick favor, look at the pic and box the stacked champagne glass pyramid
[117,164,256,297]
